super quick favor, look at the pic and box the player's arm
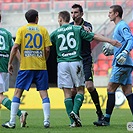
[82,22,92,33]
[44,46,50,60]
[15,49,21,62]
[80,29,121,47]
[116,27,133,65]
[93,34,122,47]
[8,43,19,75]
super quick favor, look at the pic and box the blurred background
[0,0,133,87]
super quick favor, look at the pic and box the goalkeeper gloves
[102,44,114,56]
[116,50,128,65]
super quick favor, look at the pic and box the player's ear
[81,12,83,17]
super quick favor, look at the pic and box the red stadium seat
[30,4,38,9]
[130,50,133,58]
[3,0,12,3]
[13,0,22,2]
[93,63,98,75]
[41,0,50,1]
[40,4,47,9]
[126,1,133,7]
[106,1,112,7]
[29,0,40,2]
[95,2,104,7]
[98,63,109,76]
[97,53,108,66]
[12,4,20,10]
[108,55,114,68]
[129,21,133,34]
[3,4,10,10]
[87,1,94,8]
[116,0,122,5]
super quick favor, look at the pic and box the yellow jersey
[15,23,52,70]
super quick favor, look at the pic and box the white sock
[42,103,50,122]
[10,102,20,124]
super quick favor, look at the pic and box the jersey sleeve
[43,28,52,47]
[7,31,14,49]
[119,24,133,52]
[50,31,56,45]
[15,28,22,45]
[80,29,94,42]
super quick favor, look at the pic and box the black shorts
[82,57,93,81]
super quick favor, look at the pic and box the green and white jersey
[50,24,94,62]
[0,28,14,72]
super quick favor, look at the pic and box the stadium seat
[93,63,98,75]
[40,4,48,10]
[95,2,104,7]
[106,1,112,7]
[12,4,21,10]
[98,63,109,76]
[108,56,114,68]
[41,0,50,1]
[97,53,108,67]
[115,0,122,5]
[3,0,13,3]
[13,0,22,2]
[3,4,10,10]
[87,1,94,9]
[129,21,133,34]
[28,0,40,2]
[126,1,133,7]
[130,50,133,58]
[30,4,38,9]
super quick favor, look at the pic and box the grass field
[0,109,131,133]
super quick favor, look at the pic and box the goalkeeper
[94,5,133,126]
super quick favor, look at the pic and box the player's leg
[86,81,104,121]
[122,67,133,115]
[94,66,130,126]
[71,87,80,117]
[37,70,50,128]
[39,90,50,128]
[58,62,75,126]
[2,88,24,129]
[2,70,33,128]
[122,84,133,113]
[0,72,28,127]
[69,61,85,127]
[83,58,104,120]
[63,88,75,126]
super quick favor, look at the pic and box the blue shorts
[109,66,132,85]
[15,70,49,91]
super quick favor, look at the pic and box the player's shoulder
[0,28,12,36]
[118,20,128,27]
[83,20,92,27]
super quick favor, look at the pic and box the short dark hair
[110,5,123,18]
[25,9,38,23]
[72,4,83,13]
[58,11,70,23]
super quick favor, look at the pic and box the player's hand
[8,64,13,75]
[102,43,114,56]
[116,50,128,65]
[82,25,91,33]
[102,46,109,56]
[110,40,122,47]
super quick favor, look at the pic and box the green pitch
[0,109,131,133]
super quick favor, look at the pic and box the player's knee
[87,86,94,92]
